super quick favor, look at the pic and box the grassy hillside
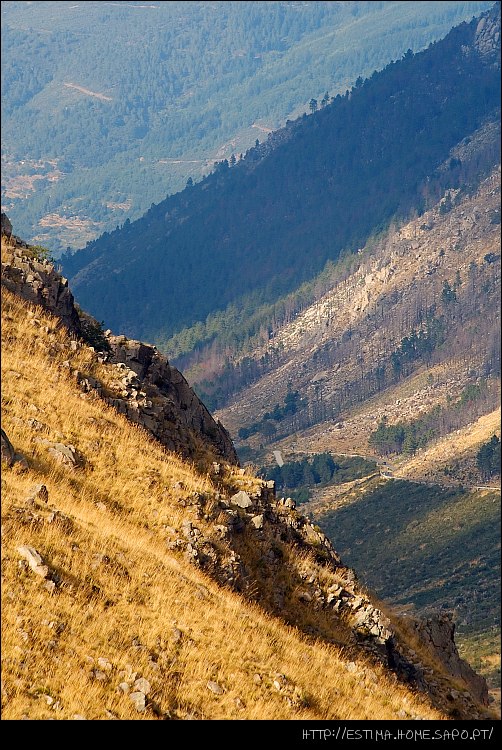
[1,1,492,253]
[2,287,457,721]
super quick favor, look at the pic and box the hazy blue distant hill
[63,3,500,355]
[1,1,493,253]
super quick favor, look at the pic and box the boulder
[1,428,15,466]
[408,614,489,705]
[207,681,224,695]
[230,491,252,509]
[17,545,49,578]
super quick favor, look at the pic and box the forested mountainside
[1,1,492,254]
[63,4,500,354]
[216,162,501,450]
[3,235,496,721]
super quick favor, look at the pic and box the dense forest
[63,4,500,361]
[1,1,492,253]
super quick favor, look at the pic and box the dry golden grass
[395,408,501,486]
[1,287,447,720]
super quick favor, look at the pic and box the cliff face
[1,230,238,465]
[102,334,238,463]
[1,244,82,335]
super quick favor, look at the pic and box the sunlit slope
[1,288,448,721]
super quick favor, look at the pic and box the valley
[1,1,500,724]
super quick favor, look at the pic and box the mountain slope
[216,161,501,446]
[63,3,501,345]
[1,1,493,253]
[1,234,496,721]
[1,238,237,466]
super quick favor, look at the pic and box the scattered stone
[27,484,49,504]
[251,514,264,530]
[47,442,83,469]
[253,674,262,685]
[133,677,151,695]
[97,657,113,672]
[17,545,49,578]
[93,670,108,682]
[207,681,224,695]
[118,682,130,694]
[27,418,44,431]
[73,714,87,720]
[346,662,358,673]
[172,628,183,642]
[129,691,146,712]
[43,580,56,594]
[230,490,252,509]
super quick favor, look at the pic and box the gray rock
[93,670,108,681]
[97,657,113,672]
[1,212,13,237]
[1,428,15,467]
[206,681,224,695]
[17,545,49,578]
[133,677,151,695]
[408,614,488,705]
[251,514,264,530]
[129,691,146,712]
[230,491,252,509]
[47,442,83,469]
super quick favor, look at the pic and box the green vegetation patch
[259,453,377,504]
[316,480,501,683]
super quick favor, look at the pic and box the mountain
[62,3,500,354]
[1,237,237,468]
[210,149,501,688]
[1,227,496,721]
[1,0,493,254]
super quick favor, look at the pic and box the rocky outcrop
[103,334,238,463]
[1,237,238,465]
[474,2,501,67]
[1,212,13,238]
[407,614,489,705]
[162,473,488,716]
[1,245,81,335]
